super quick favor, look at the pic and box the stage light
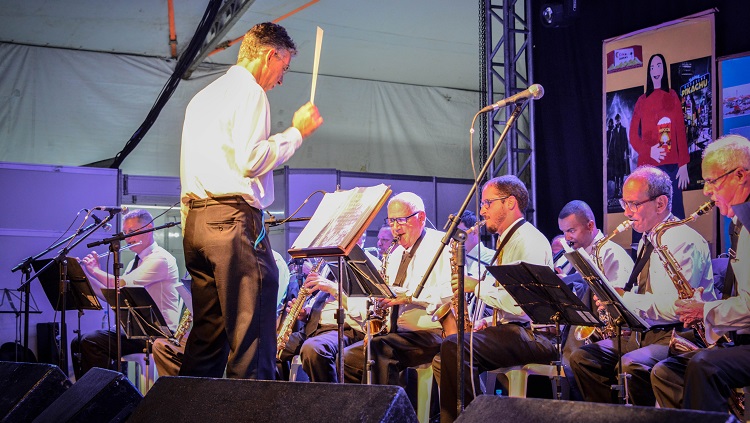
[540,0,579,28]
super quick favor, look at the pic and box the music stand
[101,287,172,340]
[565,249,650,404]
[31,258,102,374]
[344,245,395,385]
[487,262,600,400]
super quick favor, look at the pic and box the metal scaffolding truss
[481,0,537,223]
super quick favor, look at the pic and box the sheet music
[291,184,390,254]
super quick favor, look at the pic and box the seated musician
[438,176,558,423]
[569,165,715,406]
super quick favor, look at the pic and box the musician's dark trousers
[342,330,442,385]
[439,323,557,423]
[652,344,750,412]
[180,200,278,379]
[278,324,364,382]
[71,329,147,379]
[569,326,697,406]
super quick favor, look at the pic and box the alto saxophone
[432,221,484,337]
[651,200,743,418]
[574,219,632,343]
[367,236,400,337]
[276,258,325,358]
[171,307,192,346]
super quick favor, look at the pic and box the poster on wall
[602,11,715,217]
[719,52,750,138]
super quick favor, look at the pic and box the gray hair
[123,209,154,226]
[388,192,425,213]
[238,22,297,63]
[703,135,750,170]
[624,165,673,211]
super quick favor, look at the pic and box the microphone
[94,206,128,214]
[479,84,544,113]
[88,211,112,231]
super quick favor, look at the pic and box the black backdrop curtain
[530,0,750,238]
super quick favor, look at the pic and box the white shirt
[703,217,750,343]
[273,250,291,309]
[180,65,303,221]
[384,228,453,332]
[121,242,181,331]
[584,229,634,289]
[466,243,496,279]
[621,215,715,326]
[475,219,553,324]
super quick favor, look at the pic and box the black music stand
[101,287,172,340]
[565,249,650,404]
[31,258,103,374]
[487,262,600,400]
[344,245,395,385]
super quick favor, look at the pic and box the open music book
[289,184,391,257]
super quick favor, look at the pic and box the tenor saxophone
[650,200,743,418]
[276,258,325,358]
[574,219,632,343]
[367,236,400,337]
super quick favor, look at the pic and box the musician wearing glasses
[651,135,750,414]
[72,209,181,380]
[342,192,452,386]
[439,176,557,423]
[569,166,715,406]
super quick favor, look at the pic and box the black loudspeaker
[36,322,63,365]
[129,376,418,423]
[33,367,142,423]
[456,395,740,423]
[0,361,70,422]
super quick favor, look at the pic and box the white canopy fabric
[0,43,482,179]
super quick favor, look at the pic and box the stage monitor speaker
[456,395,739,423]
[0,361,70,422]
[33,367,142,423]
[129,376,418,423]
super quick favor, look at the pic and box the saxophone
[276,258,325,358]
[368,236,400,336]
[651,200,743,418]
[574,219,632,342]
[431,222,484,337]
[171,307,192,346]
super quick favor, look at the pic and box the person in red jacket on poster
[629,53,689,218]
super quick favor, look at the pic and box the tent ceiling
[0,0,481,91]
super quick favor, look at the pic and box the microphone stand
[87,221,180,368]
[411,100,531,414]
[13,221,101,361]
[17,215,116,373]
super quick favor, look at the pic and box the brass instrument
[651,200,743,418]
[432,221,485,336]
[367,236,400,336]
[574,220,632,343]
[276,258,325,358]
[171,307,192,346]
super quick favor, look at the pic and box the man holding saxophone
[569,165,715,406]
[651,134,750,415]
[439,176,557,423]
[342,192,452,386]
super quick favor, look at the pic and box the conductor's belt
[188,196,245,209]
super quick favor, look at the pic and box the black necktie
[624,237,654,292]
[389,231,425,333]
[722,220,743,299]
[304,292,330,336]
[128,255,141,274]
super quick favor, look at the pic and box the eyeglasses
[384,211,419,226]
[273,52,290,74]
[618,194,662,212]
[703,167,740,188]
[480,195,510,209]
